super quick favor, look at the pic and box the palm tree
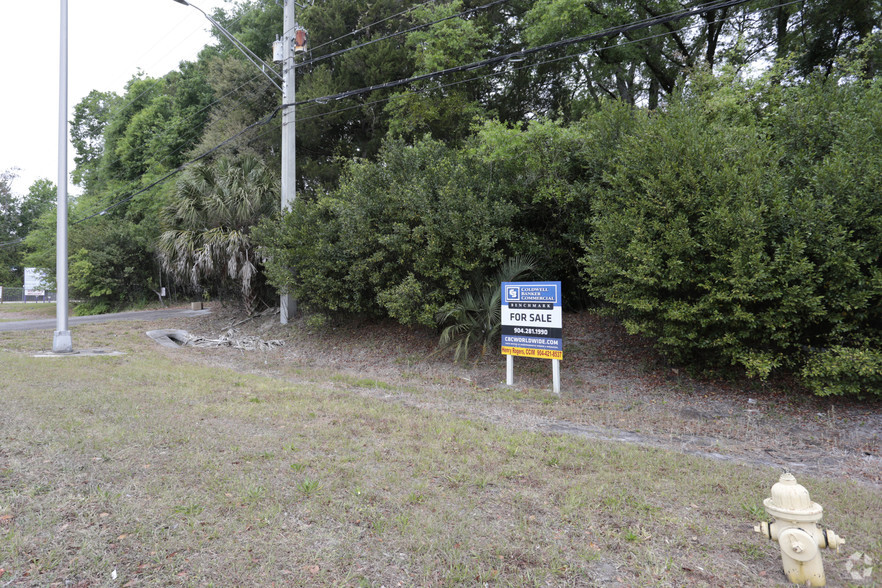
[436,257,535,363]
[158,155,279,314]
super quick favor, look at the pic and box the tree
[70,90,119,190]
[521,0,746,109]
[385,0,499,144]
[0,172,56,286]
[158,155,279,313]
[0,170,21,285]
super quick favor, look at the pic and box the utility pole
[279,0,297,324]
[53,0,72,353]
[173,0,291,319]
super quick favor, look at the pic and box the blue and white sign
[501,281,562,360]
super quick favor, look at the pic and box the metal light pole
[53,0,72,353]
[279,0,297,324]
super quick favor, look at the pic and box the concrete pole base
[52,330,73,353]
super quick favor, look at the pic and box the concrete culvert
[146,329,193,348]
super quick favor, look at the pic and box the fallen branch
[185,329,285,352]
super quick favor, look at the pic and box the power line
[71,106,283,226]
[66,0,510,222]
[119,0,770,176]
[295,0,512,70]
[69,73,277,224]
[11,0,779,235]
[255,0,791,146]
[183,0,283,90]
[290,0,756,108]
[306,0,440,53]
[86,7,249,149]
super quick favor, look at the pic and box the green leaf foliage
[66,220,159,315]
[437,256,536,363]
[584,68,882,396]
[256,136,517,326]
[159,155,279,314]
[471,105,638,308]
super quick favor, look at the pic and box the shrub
[436,257,535,363]
[257,137,517,326]
[583,69,882,396]
[471,103,639,308]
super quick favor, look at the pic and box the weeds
[0,314,878,586]
[297,478,323,497]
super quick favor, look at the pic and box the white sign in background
[24,268,49,290]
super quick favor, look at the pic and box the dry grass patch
[0,314,880,586]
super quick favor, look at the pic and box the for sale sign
[501,281,562,360]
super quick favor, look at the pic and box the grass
[0,313,880,586]
[0,302,56,321]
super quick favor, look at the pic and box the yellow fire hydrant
[755,472,844,586]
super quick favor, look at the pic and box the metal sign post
[501,281,563,394]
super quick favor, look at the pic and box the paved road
[0,308,211,332]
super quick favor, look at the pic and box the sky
[0,0,234,196]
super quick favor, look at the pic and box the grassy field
[1,308,879,587]
[0,302,56,321]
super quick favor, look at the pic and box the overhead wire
[71,75,280,225]
[91,7,249,145]
[295,0,513,70]
[0,8,239,250]
[68,3,286,224]
[63,7,246,195]
[305,0,440,53]
[26,0,785,234]
[0,0,798,252]
[289,0,757,108]
[245,0,801,149]
[68,66,277,218]
[69,0,509,221]
[71,107,283,226]
[179,0,775,150]
[184,0,283,90]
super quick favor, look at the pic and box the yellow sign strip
[501,346,563,360]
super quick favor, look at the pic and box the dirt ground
[179,304,882,489]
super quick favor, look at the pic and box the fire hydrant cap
[778,528,820,562]
[765,473,823,521]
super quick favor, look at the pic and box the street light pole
[53,0,72,353]
[279,0,297,324]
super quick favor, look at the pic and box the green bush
[257,137,517,326]
[65,220,159,314]
[583,69,882,396]
[471,103,639,308]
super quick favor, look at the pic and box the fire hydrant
[755,472,844,586]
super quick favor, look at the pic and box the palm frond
[436,257,536,363]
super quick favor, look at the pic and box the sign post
[501,281,563,394]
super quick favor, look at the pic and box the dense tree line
[5,0,880,394]
[0,171,55,287]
